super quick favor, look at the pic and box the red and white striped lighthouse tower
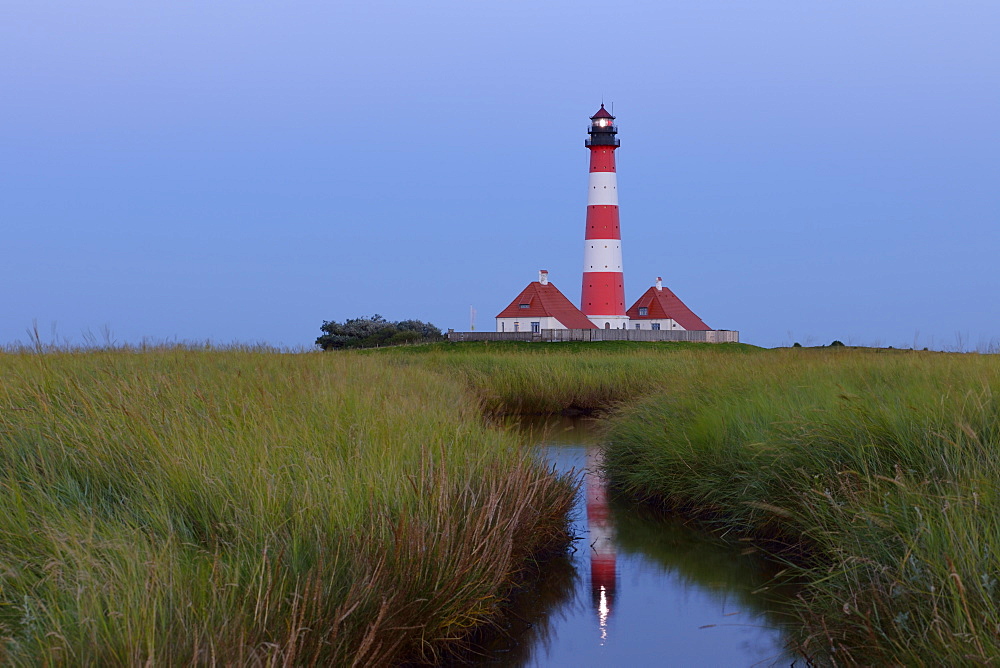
[581,105,629,329]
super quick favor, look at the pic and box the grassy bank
[382,341,1000,663]
[371,340,760,415]
[599,348,1000,663]
[7,340,995,664]
[0,349,573,664]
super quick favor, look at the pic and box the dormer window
[638,307,648,316]
[519,303,530,309]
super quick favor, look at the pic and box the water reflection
[465,417,800,667]
[586,446,616,645]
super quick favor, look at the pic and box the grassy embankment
[7,340,998,664]
[390,341,1000,664]
[602,347,1000,664]
[368,340,759,416]
[0,348,573,664]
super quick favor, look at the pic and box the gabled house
[496,271,597,333]
[626,277,710,331]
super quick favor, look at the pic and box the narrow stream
[469,417,802,667]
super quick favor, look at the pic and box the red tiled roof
[496,282,597,329]
[626,285,711,330]
[591,104,614,119]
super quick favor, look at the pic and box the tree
[316,315,443,350]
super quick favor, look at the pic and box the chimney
[656,276,662,291]
[539,269,549,285]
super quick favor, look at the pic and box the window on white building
[531,322,540,333]
[514,322,520,332]
[634,323,641,329]
[652,323,661,331]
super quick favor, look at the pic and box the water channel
[469,417,802,667]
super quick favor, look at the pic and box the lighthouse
[581,105,628,329]
[484,104,735,342]
[581,106,628,328]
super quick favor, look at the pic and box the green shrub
[316,314,443,350]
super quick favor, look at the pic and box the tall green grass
[8,340,994,664]
[383,341,1000,662]
[375,341,760,415]
[0,349,573,664]
[599,348,1000,663]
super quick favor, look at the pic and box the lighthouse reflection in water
[585,446,616,645]
[499,417,799,668]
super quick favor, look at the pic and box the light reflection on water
[469,417,801,667]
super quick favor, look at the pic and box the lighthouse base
[586,315,631,330]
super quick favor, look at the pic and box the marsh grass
[375,341,760,415]
[382,342,1000,663]
[0,349,573,664]
[596,348,1000,664]
[7,340,996,664]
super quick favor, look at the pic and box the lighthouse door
[604,322,610,329]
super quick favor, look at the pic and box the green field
[599,346,1000,664]
[4,341,999,664]
[0,348,573,664]
[420,341,1000,664]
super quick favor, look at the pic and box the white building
[626,277,711,331]
[495,271,597,333]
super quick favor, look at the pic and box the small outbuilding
[496,271,597,333]
[626,277,710,331]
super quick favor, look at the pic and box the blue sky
[3,1,998,349]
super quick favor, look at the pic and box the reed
[375,340,759,415]
[8,340,994,664]
[599,348,1000,663]
[0,349,573,664]
[385,341,1000,663]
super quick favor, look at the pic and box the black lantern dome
[586,104,620,147]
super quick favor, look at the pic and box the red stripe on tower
[581,104,629,329]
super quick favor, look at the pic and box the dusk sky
[4,1,998,349]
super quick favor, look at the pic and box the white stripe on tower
[587,172,619,206]
[583,241,623,272]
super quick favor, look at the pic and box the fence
[447,329,739,343]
